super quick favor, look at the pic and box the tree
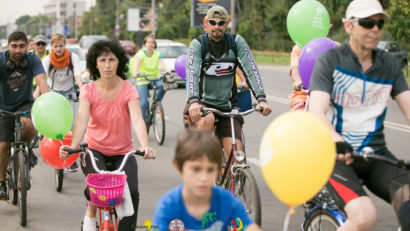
[384,0,409,50]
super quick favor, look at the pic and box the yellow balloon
[259,111,335,207]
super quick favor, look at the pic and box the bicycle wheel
[303,209,339,231]
[152,101,165,145]
[8,154,18,205]
[55,169,64,192]
[18,151,29,226]
[227,167,262,226]
[216,150,228,186]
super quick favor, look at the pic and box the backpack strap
[225,33,237,57]
[200,32,209,60]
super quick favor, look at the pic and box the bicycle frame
[1,110,31,226]
[302,148,410,230]
[67,145,145,231]
[201,107,260,190]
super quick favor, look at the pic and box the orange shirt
[80,81,139,156]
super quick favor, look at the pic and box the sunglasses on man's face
[208,19,226,26]
[351,18,385,30]
[36,42,46,46]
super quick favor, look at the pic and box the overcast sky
[0,0,95,25]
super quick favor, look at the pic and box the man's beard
[10,52,24,62]
[211,29,223,40]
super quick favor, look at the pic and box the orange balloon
[40,131,78,169]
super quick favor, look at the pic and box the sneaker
[29,149,38,168]
[0,181,7,200]
[81,216,97,231]
[67,161,79,172]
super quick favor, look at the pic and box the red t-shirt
[80,80,139,156]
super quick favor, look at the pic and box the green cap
[206,5,228,21]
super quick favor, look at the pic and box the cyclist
[43,33,83,171]
[59,40,156,231]
[186,5,271,161]
[308,0,410,230]
[0,31,50,199]
[153,129,261,231]
[130,34,171,121]
[32,34,49,98]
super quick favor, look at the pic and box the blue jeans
[52,87,77,131]
[135,80,165,121]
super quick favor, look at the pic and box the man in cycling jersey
[0,31,50,199]
[186,5,271,159]
[308,1,410,230]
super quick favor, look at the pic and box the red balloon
[40,131,79,169]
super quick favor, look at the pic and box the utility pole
[231,0,235,33]
[115,0,120,38]
[151,0,156,35]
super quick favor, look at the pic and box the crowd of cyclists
[0,1,409,230]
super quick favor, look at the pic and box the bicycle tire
[216,150,227,186]
[8,154,18,205]
[227,167,262,226]
[152,101,165,145]
[18,151,28,227]
[303,209,340,231]
[55,169,64,192]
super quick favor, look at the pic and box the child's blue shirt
[153,185,253,231]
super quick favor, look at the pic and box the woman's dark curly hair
[86,40,129,80]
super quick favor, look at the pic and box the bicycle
[302,147,410,231]
[66,143,148,231]
[0,109,33,226]
[135,73,177,145]
[193,106,263,226]
[54,93,79,192]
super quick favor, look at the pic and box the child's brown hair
[174,129,222,171]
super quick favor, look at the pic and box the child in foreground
[153,129,262,231]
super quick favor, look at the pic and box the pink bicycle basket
[85,173,127,208]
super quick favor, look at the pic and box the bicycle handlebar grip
[134,150,145,156]
[67,148,83,155]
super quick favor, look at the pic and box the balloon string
[282,206,295,231]
[59,139,65,167]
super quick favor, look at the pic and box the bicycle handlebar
[201,106,263,117]
[352,148,410,170]
[65,143,147,174]
[67,94,79,102]
[0,109,30,117]
[136,73,176,83]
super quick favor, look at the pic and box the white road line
[267,94,410,133]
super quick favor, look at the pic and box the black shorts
[326,149,409,210]
[0,102,33,142]
[183,102,244,142]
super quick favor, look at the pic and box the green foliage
[16,15,49,38]
[384,0,409,50]
[16,15,31,26]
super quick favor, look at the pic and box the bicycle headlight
[235,151,246,163]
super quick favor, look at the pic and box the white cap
[345,0,390,20]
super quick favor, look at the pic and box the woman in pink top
[60,40,156,231]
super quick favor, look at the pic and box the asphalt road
[1,65,409,230]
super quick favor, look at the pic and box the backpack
[199,32,237,60]
[49,52,75,90]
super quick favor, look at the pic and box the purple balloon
[174,55,187,80]
[299,37,336,89]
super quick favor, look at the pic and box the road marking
[266,94,410,133]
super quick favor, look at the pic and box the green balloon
[32,92,73,140]
[287,0,330,47]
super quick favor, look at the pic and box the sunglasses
[208,19,226,26]
[350,18,385,30]
[36,42,46,46]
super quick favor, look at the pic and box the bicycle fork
[100,207,118,231]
